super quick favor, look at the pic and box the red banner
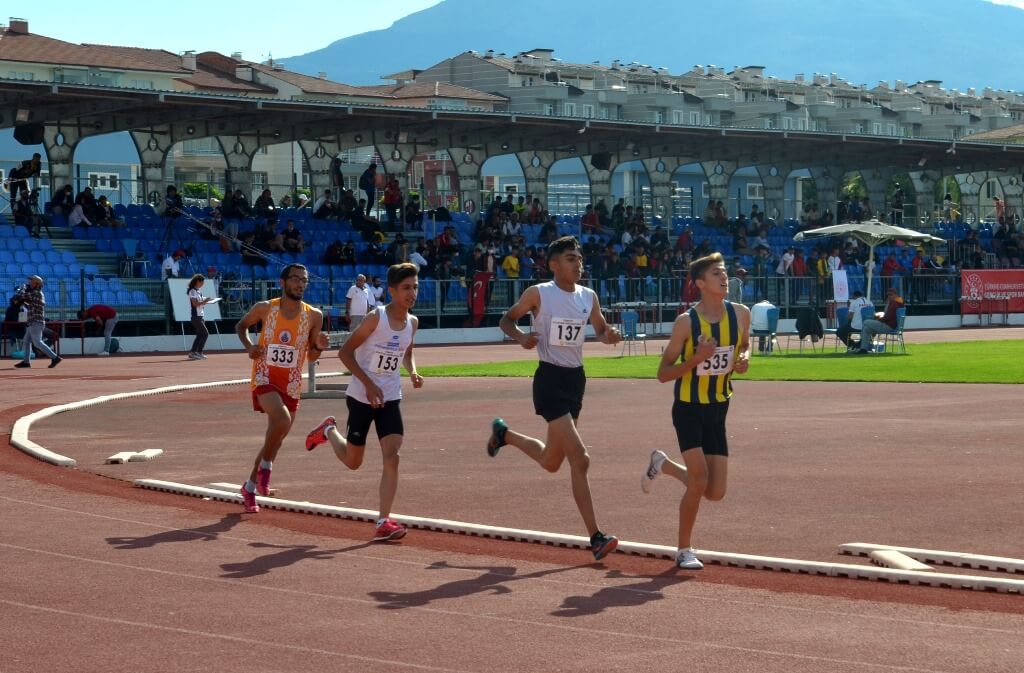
[468,272,493,326]
[960,270,1024,313]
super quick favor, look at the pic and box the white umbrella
[793,219,945,302]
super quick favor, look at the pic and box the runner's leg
[248,391,294,482]
[377,434,403,519]
[677,447,709,550]
[325,426,366,470]
[547,414,599,536]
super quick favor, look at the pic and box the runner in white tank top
[304,263,423,543]
[484,236,623,561]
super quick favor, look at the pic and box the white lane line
[1,496,1022,636]
[0,598,477,673]
[1,541,1018,671]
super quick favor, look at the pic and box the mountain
[280,0,1024,93]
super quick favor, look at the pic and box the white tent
[793,219,945,301]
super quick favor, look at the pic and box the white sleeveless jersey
[347,308,414,404]
[533,281,595,368]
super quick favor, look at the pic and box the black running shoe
[590,531,619,561]
[486,418,508,457]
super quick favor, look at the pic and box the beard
[284,287,304,301]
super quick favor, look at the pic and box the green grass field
[418,340,1024,384]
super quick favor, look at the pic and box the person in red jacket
[78,304,118,355]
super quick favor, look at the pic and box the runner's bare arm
[589,293,621,345]
[404,315,423,388]
[656,313,717,383]
[733,304,752,374]
[306,308,328,363]
[235,302,271,359]
[500,285,541,349]
[339,309,385,405]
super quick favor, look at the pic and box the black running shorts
[671,399,730,457]
[532,361,586,422]
[345,397,404,445]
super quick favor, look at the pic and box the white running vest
[347,308,414,404]
[533,281,595,368]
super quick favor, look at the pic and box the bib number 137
[550,318,585,347]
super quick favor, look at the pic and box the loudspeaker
[13,123,44,146]
[589,152,611,171]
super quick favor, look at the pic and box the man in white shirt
[776,247,794,276]
[409,248,428,270]
[162,250,184,279]
[69,203,93,227]
[827,247,843,272]
[750,299,777,353]
[345,274,373,331]
[839,291,873,350]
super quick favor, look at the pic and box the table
[959,294,1009,327]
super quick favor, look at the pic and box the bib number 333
[267,344,298,368]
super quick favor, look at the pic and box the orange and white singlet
[250,298,314,400]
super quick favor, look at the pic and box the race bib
[697,345,735,376]
[549,318,585,347]
[371,348,402,375]
[266,344,298,368]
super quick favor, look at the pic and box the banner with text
[960,270,1024,313]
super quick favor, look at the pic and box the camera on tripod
[28,188,40,207]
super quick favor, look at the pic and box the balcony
[596,88,628,104]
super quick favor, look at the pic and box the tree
[182,182,224,201]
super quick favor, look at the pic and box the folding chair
[751,307,781,354]
[823,307,850,352]
[877,307,907,353]
[619,309,647,356]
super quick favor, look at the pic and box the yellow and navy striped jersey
[675,301,740,404]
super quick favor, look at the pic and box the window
[252,172,267,191]
[746,183,765,200]
[582,104,594,118]
[436,175,451,191]
[872,122,883,135]
[671,110,684,124]
[764,117,776,129]
[795,117,807,131]
[701,182,710,199]
[181,138,221,155]
[984,181,998,199]
[563,102,576,117]
[887,123,898,136]
[599,106,610,119]
[53,67,86,84]
[543,103,555,116]
[654,110,664,124]
[690,110,701,125]
[88,172,119,189]
[782,117,791,130]
[703,113,714,125]
[7,71,34,81]
[128,79,154,90]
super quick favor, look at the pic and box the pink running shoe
[373,518,407,541]
[305,416,337,451]
[241,486,260,513]
[256,468,272,497]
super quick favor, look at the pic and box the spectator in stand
[611,198,626,231]
[790,249,808,304]
[503,214,523,239]
[339,189,358,220]
[712,201,728,227]
[7,152,41,203]
[223,189,252,220]
[849,197,863,223]
[164,185,183,220]
[312,189,338,220]
[254,189,277,225]
[78,303,118,356]
[389,232,409,264]
[513,195,527,216]
[278,194,293,209]
[580,204,601,234]
[341,240,357,268]
[12,189,32,227]
[282,219,304,253]
[369,275,386,307]
[240,233,267,266]
[409,243,429,272]
[701,200,716,225]
[353,198,380,241]
[502,245,521,292]
[911,248,930,303]
[891,184,905,225]
[650,226,670,253]
[993,196,1006,223]
[404,195,422,230]
[162,249,185,279]
[346,274,373,331]
[13,275,61,369]
[358,163,378,215]
[383,177,402,229]
[323,240,344,266]
[94,196,121,226]
[519,246,537,280]
[881,253,903,295]
[857,287,904,353]
[750,203,765,226]
[69,199,94,227]
[828,247,843,273]
[74,186,99,221]
[50,185,74,216]
[527,197,543,225]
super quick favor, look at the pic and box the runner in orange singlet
[235,263,329,513]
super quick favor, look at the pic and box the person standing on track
[484,236,622,561]
[235,264,329,513]
[305,263,423,542]
[640,252,751,570]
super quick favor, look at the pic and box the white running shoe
[197,353,208,360]
[640,449,668,494]
[676,547,704,570]
[97,351,110,356]
[187,352,200,360]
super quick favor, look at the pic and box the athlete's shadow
[106,513,243,550]
[368,560,580,610]
[219,540,375,579]
[550,568,690,618]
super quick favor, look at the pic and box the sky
[23,1,442,62]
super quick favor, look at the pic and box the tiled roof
[247,61,392,98]
[362,81,506,102]
[0,28,189,73]
[966,123,1024,141]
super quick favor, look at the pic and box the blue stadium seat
[14,250,29,263]
[0,251,12,263]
